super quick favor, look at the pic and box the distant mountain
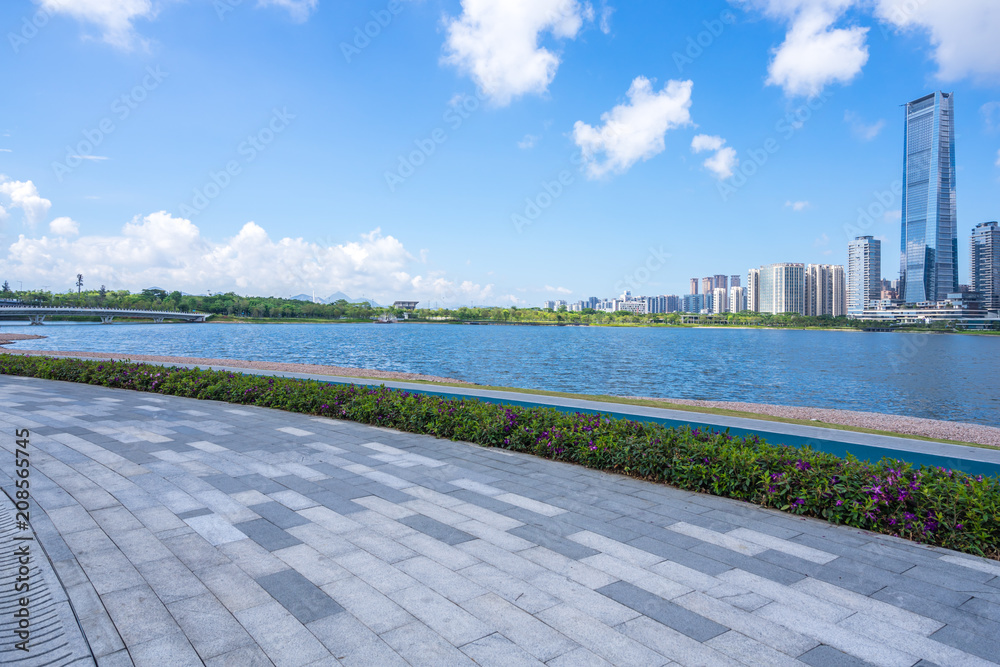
[324,292,381,307]
[290,294,320,303]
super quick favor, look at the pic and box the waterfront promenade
[2,375,1000,666]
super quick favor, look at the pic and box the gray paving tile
[399,514,475,545]
[597,580,727,641]
[627,535,731,576]
[508,525,599,560]
[235,519,303,552]
[798,644,878,667]
[929,623,1000,662]
[257,569,345,624]
[250,501,310,529]
[168,592,255,660]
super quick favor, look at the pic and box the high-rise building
[730,275,741,288]
[682,294,704,313]
[713,275,728,292]
[746,268,760,312]
[702,277,713,296]
[689,278,699,295]
[971,221,1000,310]
[729,286,746,313]
[805,264,846,317]
[848,235,881,316]
[900,91,958,303]
[665,295,681,313]
[712,287,728,314]
[758,263,805,314]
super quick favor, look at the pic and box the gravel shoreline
[2,348,997,447]
[0,333,47,345]
[633,397,1000,448]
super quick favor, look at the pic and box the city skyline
[1,2,999,306]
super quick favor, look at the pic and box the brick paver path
[2,375,999,666]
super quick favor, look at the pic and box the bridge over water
[0,305,209,324]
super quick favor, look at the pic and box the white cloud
[787,200,811,211]
[518,134,539,149]
[544,285,572,294]
[599,4,614,33]
[36,0,156,50]
[735,0,869,97]
[702,147,738,180]
[443,0,592,106]
[256,0,319,23]
[49,217,79,236]
[691,134,738,179]
[0,149,11,153]
[691,134,725,152]
[0,176,52,226]
[0,205,7,222]
[875,0,1000,83]
[1,211,493,306]
[844,110,885,141]
[573,77,693,178]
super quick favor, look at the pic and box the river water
[3,322,997,426]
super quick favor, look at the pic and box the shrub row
[2,354,997,560]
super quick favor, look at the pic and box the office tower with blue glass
[900,91,958,303]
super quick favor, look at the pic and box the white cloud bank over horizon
[0,210,496,305]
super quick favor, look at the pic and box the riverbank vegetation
[2,286,994,331]
[2,354,997,560]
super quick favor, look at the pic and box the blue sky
[1,0,998,306]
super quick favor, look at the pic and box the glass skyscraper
[900,91,958,304]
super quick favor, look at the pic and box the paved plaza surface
[1,375,1000,666]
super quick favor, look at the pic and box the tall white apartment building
[712,287,728,314]
[746,268,760,312]
[758,263,805,314]
[848,235,881,316]
[729,286,746,313]
[805,264,847,317]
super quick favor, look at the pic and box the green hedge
[2,354,998,560]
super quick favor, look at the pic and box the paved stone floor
[1,375,1000,667]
